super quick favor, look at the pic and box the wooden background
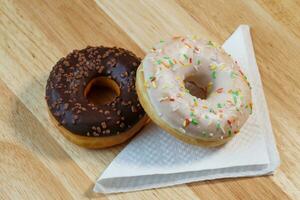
[0,0,299,199]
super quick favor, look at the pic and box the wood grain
[0,0,299,199]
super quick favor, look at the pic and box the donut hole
[184,75,211,100]
[84,77,120,105]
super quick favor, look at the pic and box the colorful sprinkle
[179,60,185,66]
[184,43,192,48]
[216,88,224,93]
[249,102,253,114]
[191,118,199,125]
[210,64,218,79]
[183,119,190,127]
[152,81,157,88]
[159,97,169,102]
[239,69,251,87]
[238,69,245,76]
[149,76,156,81]
[179,81,185,88]
[173,36,181,40]
[183,54,189,60]
[162,62,170,68]
[228,130,232,136]
[230,71,237,79]
[209,108,215,113]
[193,98,198,106]
[233,95,237,104]
[227,120,232,127]
[207,82,213,92]
[216,122,221,130]
[202,105,208,110]
[159,96,175,102]
[210,64,217,71]
[229,90,240,105]
[149,76,157,88]
[168,60,174,66]
[220,64,226,70]
[226,100,234,106]
[212,71,217,79]
[207,40,216,47]
[177,92,184,97]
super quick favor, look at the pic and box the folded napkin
[94,25,280,193]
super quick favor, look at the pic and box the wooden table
[0,0,299,199]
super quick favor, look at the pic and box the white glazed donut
[136,36,252,147]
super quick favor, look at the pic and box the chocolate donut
[46,46,148,148]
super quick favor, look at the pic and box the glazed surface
[46,46,145,137]
[142,37,252,140]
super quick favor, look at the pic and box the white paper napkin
[94,25,280,193]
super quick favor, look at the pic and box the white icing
[142,37,252,140]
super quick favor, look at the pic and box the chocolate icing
[45,46,145,137]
